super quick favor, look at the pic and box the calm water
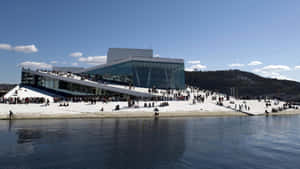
[1,116,300,169]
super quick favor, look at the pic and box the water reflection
[16,129,42,144]
[0,118,187,169]
[104,118,186,169]
[1,116,300,169]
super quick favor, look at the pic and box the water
[1,116,300,169]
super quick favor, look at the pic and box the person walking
[46,99,50,106]
[9,110,13,120]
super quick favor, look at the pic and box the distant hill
[0,84,17,96]
[185,70,300,102]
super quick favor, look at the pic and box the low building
[20,48,185,98]
[21,69,154,99]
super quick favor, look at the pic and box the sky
[1,0,300,83]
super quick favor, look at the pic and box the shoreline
[1,110,300,120]
[0,111,245,120]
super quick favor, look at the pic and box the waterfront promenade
[0,98,298,120]
[1,85,298,120]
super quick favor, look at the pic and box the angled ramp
[22,69,155,98]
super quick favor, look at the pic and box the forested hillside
[185,70,300,102]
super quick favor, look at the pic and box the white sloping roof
[4,85,54,102]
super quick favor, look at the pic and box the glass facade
[22,71,96,95]
[83,62,133,85]
[20,58,185,98]
[21,71,127,98]
[85,60,185,89]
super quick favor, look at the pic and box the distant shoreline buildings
[20,48,185,98]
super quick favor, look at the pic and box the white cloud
[71,62,79,66]
[70,52,83,57]
[0,43,38,53]
[186,60,207,71]
[191,64,207,69]
[14,45,38,53]
[0,43,12,50]
[253,70,293,81]
[185,64,207,71]
[184,68,194,72]
[228,63,244,67]
[248,61,262,66]
[50,61,57,64]
[78,56,107,65]
[18,61,52,70]
[187,60,201,64]
[253,65,293,81]
[154,54,160,57]
[259,65,291,72]
[295,66,300,70]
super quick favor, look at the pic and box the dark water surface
[1,116,300,169]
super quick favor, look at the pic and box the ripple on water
[0,116,300,169]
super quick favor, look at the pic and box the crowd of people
[0,97,48,104]
[2,84,298,115]
[53,96,111,103]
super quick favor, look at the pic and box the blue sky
[1,0,300,83]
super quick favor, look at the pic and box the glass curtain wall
[22,71,96,95]
[85,61,185,89]
[132,61,185,89]
[21,70,133,99]
[85,62,133,85]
